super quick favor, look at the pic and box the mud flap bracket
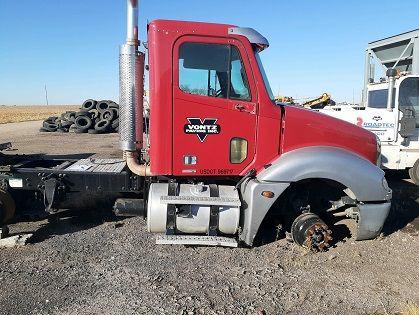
[43,178,59,213]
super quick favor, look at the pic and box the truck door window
[178,42,250,100]
[399,77,419,126]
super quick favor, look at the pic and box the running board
[155,234,238,248]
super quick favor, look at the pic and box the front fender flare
[239,146,392,246]
[258,146,391,202]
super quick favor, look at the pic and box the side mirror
[399,107,416,138]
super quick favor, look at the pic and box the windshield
[254,52,275,102]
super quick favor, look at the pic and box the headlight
[376,135,382,166]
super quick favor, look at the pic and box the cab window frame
[178,42,252,102]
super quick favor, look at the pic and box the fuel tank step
[155,234,238,248]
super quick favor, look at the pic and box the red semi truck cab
[147,20,378,177]
[141,20,391,248]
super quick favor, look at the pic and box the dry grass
[0,105,79,124]
[400,303,419,315]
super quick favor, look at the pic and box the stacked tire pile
[40,99,119,134]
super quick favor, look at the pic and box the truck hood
[281,105,378,164]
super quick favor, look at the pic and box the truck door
[365,88,398,142]
[172,36,257,176]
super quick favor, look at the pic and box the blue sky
[1,0,418,105]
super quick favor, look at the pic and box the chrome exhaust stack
[386,68,397,112]
[126,0,139,46]
[119,0,149,175]
[119,0,142,151]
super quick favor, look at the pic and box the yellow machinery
[302,93,331,109]
[275,95,295,104]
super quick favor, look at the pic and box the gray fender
[239,146,392,246]
[259,146,391,202]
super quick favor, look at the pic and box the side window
[178,42,250,100]
[368,89,394,109]
[399,77,419,127]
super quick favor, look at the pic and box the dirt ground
[0,105,79,124]
[0,121,418,315]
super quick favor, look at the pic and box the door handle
[235,104,245,111]
[235,104,256,114]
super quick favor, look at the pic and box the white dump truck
[318,29,419,184]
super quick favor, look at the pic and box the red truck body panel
[281,106,377,164]
[147,19,377,176]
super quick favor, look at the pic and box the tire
[62,111,76,121]
[111,118,119,129]
[409,159,419,185]
[96,100,111,112]
[94,119,111,132]
[57,128,68,133]
[0,189,16,224]
[43,122,58,132]
[44,119,56,125]
[109,101,119,109]
[75,110,91,118]
[60,120,73,128]
[111,108,119,118]
[68,112,77,122]
[74,116,92,131]
[89,109,100,120]
[46,116,58,122]
[102,109,115,121]
[39,127,49,132]
[88,129,101,134]
[81,99,97,111]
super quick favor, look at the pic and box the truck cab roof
[148,19,269,50]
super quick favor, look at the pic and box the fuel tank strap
[166,182,178,235]
[208,184,219,236]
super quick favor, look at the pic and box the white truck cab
[319,29,419,184]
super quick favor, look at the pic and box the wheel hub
[291,213,333,252]
[304,222,333,252]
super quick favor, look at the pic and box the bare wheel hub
[291,213,333,252]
